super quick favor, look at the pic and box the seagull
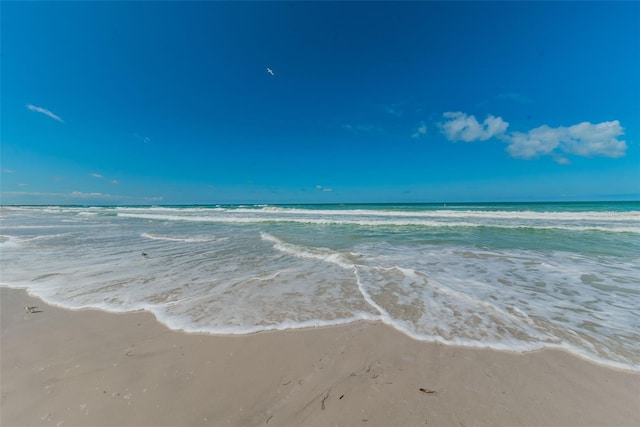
[266,67,275,76]
[25,305,38,313]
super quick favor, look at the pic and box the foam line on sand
[1,287,639,426]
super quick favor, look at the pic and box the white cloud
[2,169,13,173]
[507,125,562,159]
[440,111,627,162]
[553,155,571,165]
[411,121,427,139]
[440,112,509,142]
[91,173,120,185]
[26,104,64,123]
[315,185,333,192]
[562,121,626,158]
[71,191,107,197]
[507,120,626,160]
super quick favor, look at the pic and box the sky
[1,1,639,205]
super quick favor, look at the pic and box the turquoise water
[1,202,638,371]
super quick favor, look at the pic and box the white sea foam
[116,212,639,233]
[0,235,21,247]
[254,206,640,222]
[112,204,640,221]
[261,232,355,269]
[1,204,639,371]
[141,233,227,243]
[0,233,72,247]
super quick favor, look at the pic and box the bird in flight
[266,68,275,76]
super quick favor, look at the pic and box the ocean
[1,202,638,371]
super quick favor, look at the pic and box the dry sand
[1,287,639,427]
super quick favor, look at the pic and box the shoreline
[2,287,639,426]
[4,285,637,375]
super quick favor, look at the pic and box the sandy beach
[1,287,639,427]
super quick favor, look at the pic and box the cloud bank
[27,104,64,123]
[439,112,627,162]
[2,191,163,203]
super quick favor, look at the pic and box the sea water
[1,202,639,371]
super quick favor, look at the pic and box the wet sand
[2,287,639,426]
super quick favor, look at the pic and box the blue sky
[2,1,639,205]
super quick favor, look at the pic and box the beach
[4,0,639,423]
[2,287,639,427]
[2,203,639,425]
